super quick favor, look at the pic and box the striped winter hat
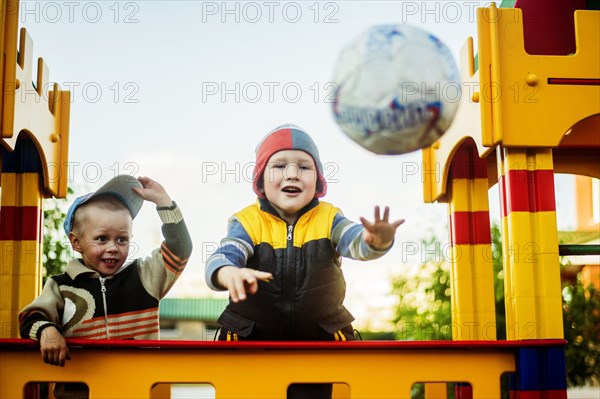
[253,124,327,199]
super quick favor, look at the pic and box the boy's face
[69,206,133,276]
[262,150,317,223]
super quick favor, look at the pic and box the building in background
[159,298,228,340]
[561,176,600,288]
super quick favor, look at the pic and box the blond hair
[71,194,131,235]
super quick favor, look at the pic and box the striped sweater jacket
[19,204,192,341]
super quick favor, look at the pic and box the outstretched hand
[217,266,273,303]
[132,176,173,207]
[360,206,405,250]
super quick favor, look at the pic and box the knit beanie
[253,124,327,199]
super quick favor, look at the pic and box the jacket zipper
[99,277,110,339]
[282,224,294,338]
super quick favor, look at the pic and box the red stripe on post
[0,206,41,241]
[450,211,492,245]
[548,78,600,86]
[450,144,488,179]
[500,170,556,216]
[455,383,473,399]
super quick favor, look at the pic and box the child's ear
[69,232,82,253]
[257,180,265,193]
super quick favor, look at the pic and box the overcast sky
[17,1,577,298]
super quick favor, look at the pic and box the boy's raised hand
[40,326,70,367]
[217,266,273,303]
[360,206,405,250]
[133,176,173,207]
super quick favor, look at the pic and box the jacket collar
[65,258,133,279]
[257,197,320,224]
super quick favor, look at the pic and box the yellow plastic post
[1,0,71,338]
[448,144,496,341]
[0,170,44,338]
[497,148,563,340]
[425,383,447,399]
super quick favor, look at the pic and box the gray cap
[63,175,143,236]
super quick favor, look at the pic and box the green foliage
[562,280,600,386]
[389,223,600,388]
[491,224,506,340]
[391,228,506,341]
[391,237,452,341]
[42,188,73,281]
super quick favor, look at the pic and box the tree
[389,223,600,387]
[562,279,600,386]
[391,226,506,340]
[392,235,452,341]
[42,188,73,281]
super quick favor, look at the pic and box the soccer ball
[331,24,461,155]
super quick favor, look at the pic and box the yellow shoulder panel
[234,202,339,249]
[234,203,288,249]
[294,202,339,246]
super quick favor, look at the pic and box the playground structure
[0,0,70,341]
[0,0,598,398]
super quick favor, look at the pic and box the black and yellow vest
[217,199,355,341]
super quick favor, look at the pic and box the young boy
[205,124,404,398]
[19,175,192,368]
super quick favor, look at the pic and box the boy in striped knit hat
[206,123,404,399]
[19,175,192,372]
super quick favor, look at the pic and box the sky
[16,1,578,311]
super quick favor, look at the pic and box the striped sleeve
[205,218,254,291]
[18,278,64,340]
[138,203,193,299]
[158,203,192,274]
[331,212,390,260]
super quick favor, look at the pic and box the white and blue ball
[332,24,461,155]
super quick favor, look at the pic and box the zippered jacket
[19,204,192,341]
[205,198,391,340]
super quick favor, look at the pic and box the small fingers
[382,206,390,222]
[231,277,247,302]
[374,206,381,223]
[360,217,375,232]
[41,348,50,364]
[43,350,60,366]
[392,219,406,228]
[255,270,273,283]
[137,176,152,187]
[245,277,259,295]
[226,269,271,302]
[58,345,71,367]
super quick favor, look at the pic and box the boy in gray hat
[19,175,192,369]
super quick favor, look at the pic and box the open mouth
[282,186,302,193]
[102,259,119,265]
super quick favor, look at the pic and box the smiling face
[69,197,133,276]
[261,150,318,224]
